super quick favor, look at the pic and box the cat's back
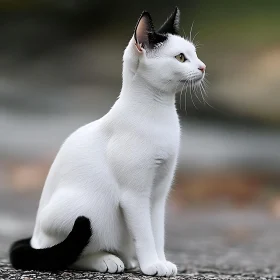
[51,117,110,173]
[60,119,105,154]
[38,118,108,204]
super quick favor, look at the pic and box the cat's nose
[198,65,206,73]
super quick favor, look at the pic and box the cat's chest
[106,105,180,166]
[153,133,179,163]
[149,120,180,162]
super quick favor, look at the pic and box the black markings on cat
[134,7,180,50]
[9,216,91,271]
[157,7,180,35]
[134,11,167,49]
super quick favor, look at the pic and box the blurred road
[1,189,280,279]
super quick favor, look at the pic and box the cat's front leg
[151,157,178,275]
[152,195,177,276]
[120,173,173,277]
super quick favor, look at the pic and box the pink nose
[198,66,206,73]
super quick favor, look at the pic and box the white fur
[30,30,205,276]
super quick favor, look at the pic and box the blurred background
[1,0,280,262]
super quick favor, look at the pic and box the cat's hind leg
[72,252,125,273]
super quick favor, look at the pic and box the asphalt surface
[1,190,280,279]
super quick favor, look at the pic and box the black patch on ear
[157,7,180,35]
[148,32,168,49]
[134,11,167,49]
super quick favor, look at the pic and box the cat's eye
[175,53,187,63]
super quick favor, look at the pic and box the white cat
[10,7,205,277]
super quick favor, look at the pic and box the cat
[10,7,206,277]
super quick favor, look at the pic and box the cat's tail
[9,216,92,271]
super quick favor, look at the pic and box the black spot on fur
[9,216,92,271]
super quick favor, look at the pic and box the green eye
[175,53,187,63]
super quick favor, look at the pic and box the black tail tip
[74,216,91,226]
[72,216,91,234]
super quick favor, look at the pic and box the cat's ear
[134,11,154,49]
[134,11,167,52]
[157,7,180,35]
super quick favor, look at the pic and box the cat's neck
[120,75,176,107]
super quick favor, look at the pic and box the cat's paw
[124,259,139,271]
[95,254,125,274]
[164,261,177,276]
[141,261,169,276]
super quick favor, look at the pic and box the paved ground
[1,190,280,279]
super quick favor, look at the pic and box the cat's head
[123,7,206,94]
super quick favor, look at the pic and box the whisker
[180,91,183,110]
[200,82,209,98]
[202,78,210,89]
[200,84,207,103]
[193,41,203,49]
[199,83,225,114]
[192,31,200,42]
[173,81,182,109]
[185,91,187,114]
[181,79,189,114]
[199,85,206,105]
[194,84,203,104]
[176,81,184,110]
[180,80,188,111]
[195,41,203,46]
[184,83,189,114]
[189,20,195,42]
[182,28,187,40]
[203,98,216,110]
[194,44,202,49]
[190,89,198,110]
[200,84,220,111]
